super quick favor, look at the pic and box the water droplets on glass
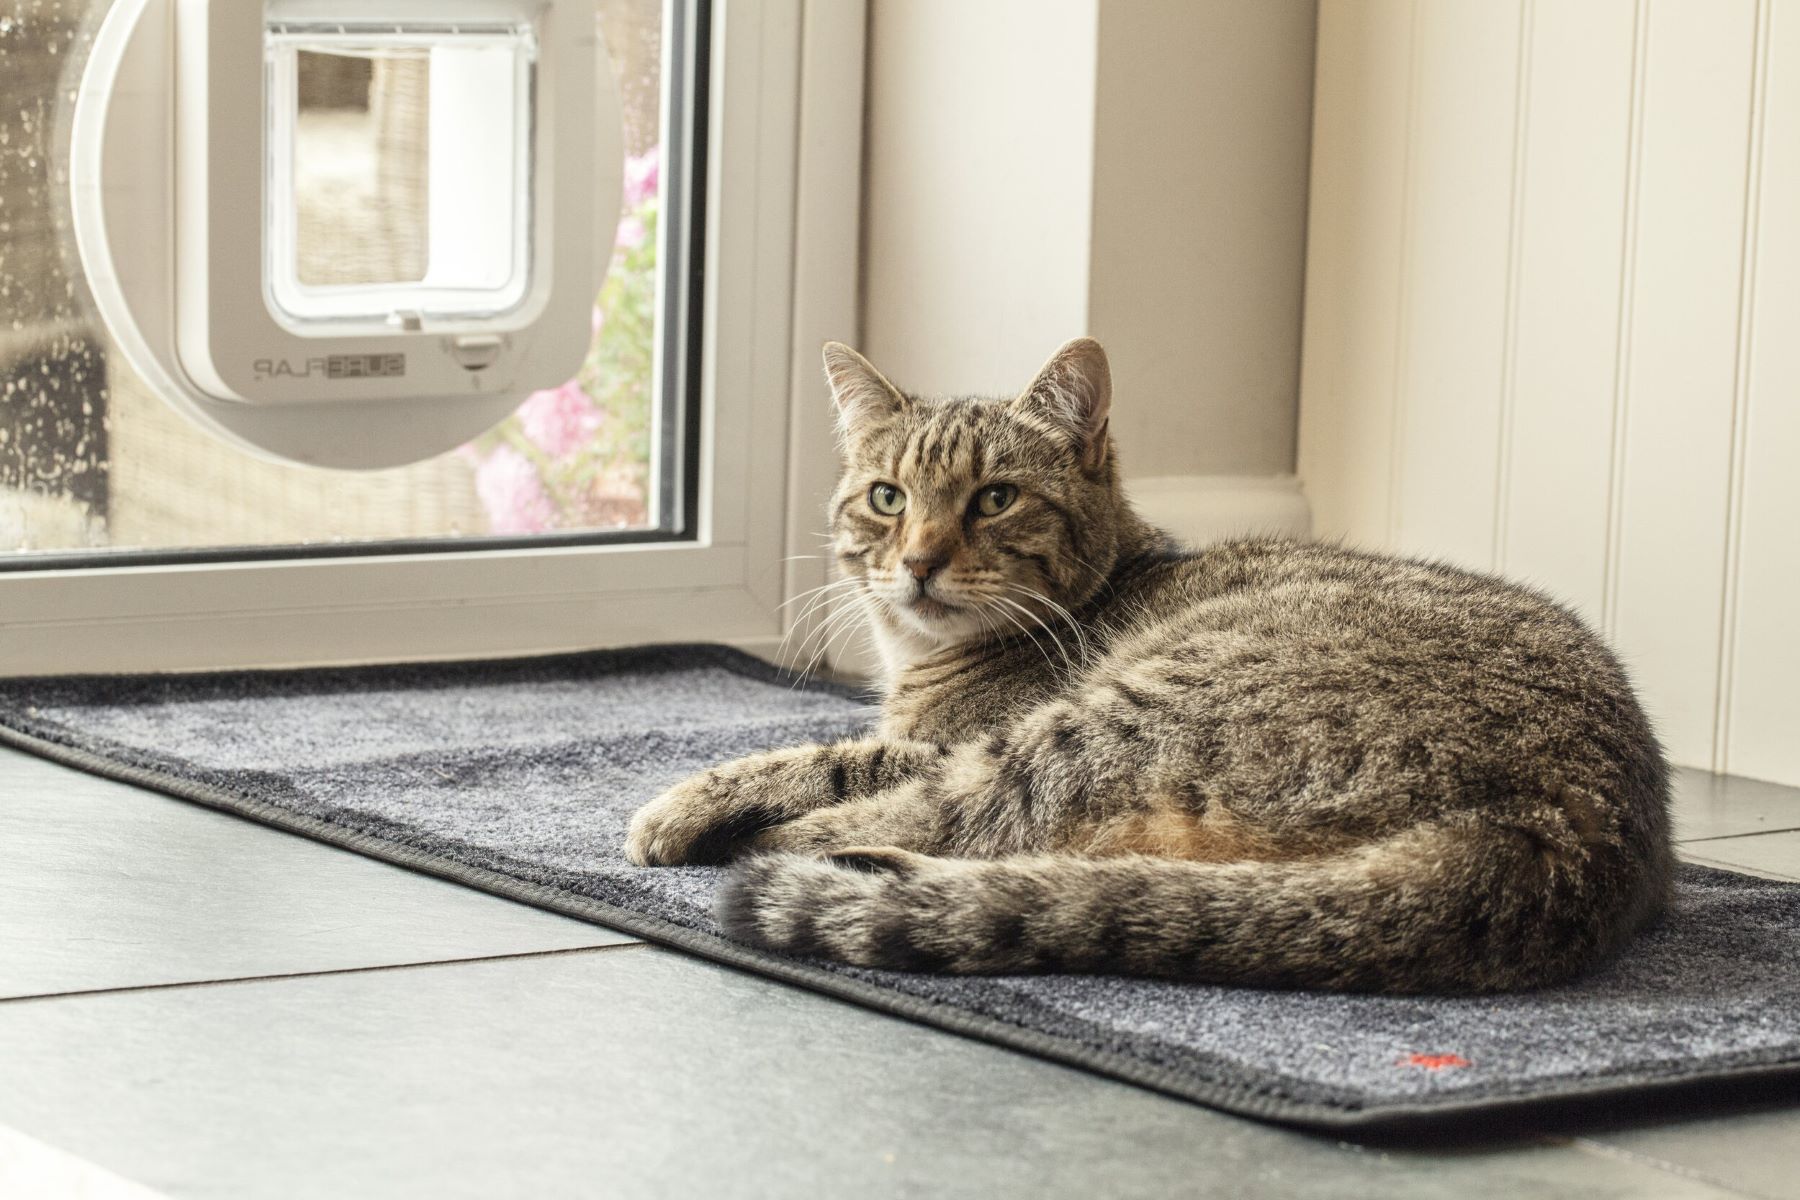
[1,0,669,558]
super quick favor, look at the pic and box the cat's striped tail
[713,819,1670,993]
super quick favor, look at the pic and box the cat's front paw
[624,770,785,866]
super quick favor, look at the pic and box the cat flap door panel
[70,0,624,468]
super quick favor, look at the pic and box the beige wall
[1089,1,1317,476]
[861,0,1100,394]
[860,0,1317,481]
[1298,0,1800,785]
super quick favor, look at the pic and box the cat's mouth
[908,594,963,619]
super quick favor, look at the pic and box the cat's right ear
[822,342,908,432]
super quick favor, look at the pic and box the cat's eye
[974,484,1018,517]
[869,483,908,516]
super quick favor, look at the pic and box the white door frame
[0,0,864,677]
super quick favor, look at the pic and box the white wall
[1298,0,1800,785]
[860,0,1318,488]
[861,0,1100,394]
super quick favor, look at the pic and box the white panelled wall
[1298,0,1799,784]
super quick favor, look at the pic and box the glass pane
[295,47,439,287]
[0,0,680,560]
[291,47,433,288]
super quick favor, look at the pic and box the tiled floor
[1,748,1796,1199]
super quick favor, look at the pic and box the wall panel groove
[1296,0,1416,548]
[1612,0,1758,768]
[1491,0,1536,575]
[1603,0,1652,638]
[1383,0,1424,550]
[1721,0,1800,784]
[1712,0,1774,772]
[1390,0,1525,569]
[1300,0,1796,785]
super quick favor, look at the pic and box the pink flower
[623,147,660,210]
[614,214,647,250]
[471,443,556,534]
[517,378,604,460]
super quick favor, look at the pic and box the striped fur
[625,338,1673,994]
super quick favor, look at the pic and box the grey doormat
[2,644,1798,1130]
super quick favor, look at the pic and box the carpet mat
[3,643,1797,1130]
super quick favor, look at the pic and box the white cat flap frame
[71,0,624,469]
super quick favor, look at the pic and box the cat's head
[822,337,1135,648]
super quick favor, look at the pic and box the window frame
[0,0,861,677]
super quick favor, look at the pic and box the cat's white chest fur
[865,608,953,687]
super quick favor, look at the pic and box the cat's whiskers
[816,591,877,678]
[776,576,867,669]
[977,596,1066,676]
[982,592,1076,677]
[968,601,1012,661]
[789,606,855,686]
[781,579,864,674]
[1066,549,1120,602]
[798,584,867,651]
[813,593,882,680]
[778,574,861,614]
[1002,582,1093,666]
[794,590,875,684]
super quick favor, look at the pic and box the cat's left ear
[822,341,909,433]
[1013,337,1113,472]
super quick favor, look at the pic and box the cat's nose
[903,554,947,582]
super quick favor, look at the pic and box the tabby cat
[625,337,1672,993]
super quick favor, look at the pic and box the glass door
[0,0,703,566]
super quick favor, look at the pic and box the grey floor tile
[0,1122,168,1199]
[1566,1105,1800,1200]
[0,744,635,999]
[1672,767,1800,843]
[0,947,1750,1200]
[1683,831,1800,882]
